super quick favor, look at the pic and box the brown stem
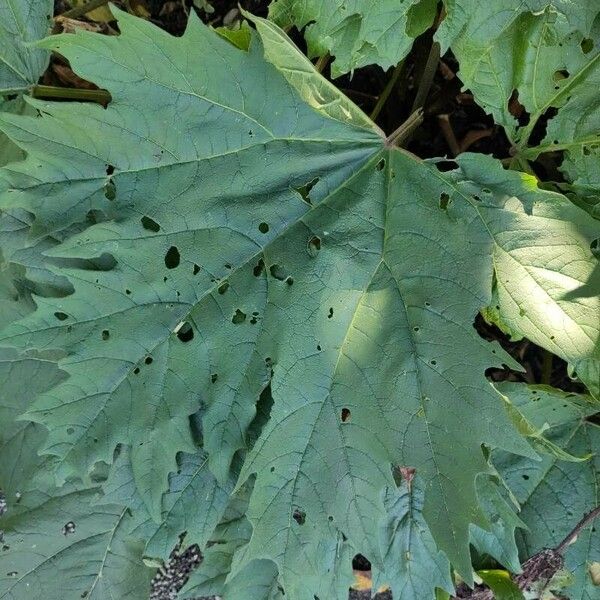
[31,85,111,104]
[385,109,424,148]
[437,114,460,156]
[61,0,111,20]
[314,54,330,74]
[556,505,600,554]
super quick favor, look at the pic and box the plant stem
[31,85,112,104]
[411,41,440,112]
[437,114,460,156]
[556,505,600,554]
[540,350,553,385]
[314,54,330,74]
[370,61,404,121]
[62,0,111,19]
[385,108,424,147]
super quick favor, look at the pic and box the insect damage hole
[54,311,68,321]
[232,309,246,324]
[292,508,306,525]
[164,246,180,269]
[175,321,194,342]
[141,216,160,232]
[62,521,76,536]
[341,408,351,422]
[439,192,450,210]
[258,222,269,234]
[307,235,321,257]
[294,176,319,205]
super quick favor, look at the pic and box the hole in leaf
[211,373,218,383]
[317,344,321,351]
[269,264,288,281]
[104,180,116,201]
[258,222,269,234]
[270,466,275,472]
[434,160,458,172]
[439,192,450,210]
[250,316,258,324]
[376,158,385,171]
[327,307,334,319]
[164,246,180,269]
[141,216,160,232]
[581,38,594,54]
[62,521,76,535]
[106,164,115,175]
[307,236,321,257]
[145,356,153,365]
[177,322,194,342]
[292,508,306,525]
[218,282,229,294]
[286,277,294,286]
[430,359,437,365]
[413,326,419,332]
[591,238,599,258]
[253,259,265,277]
[522,474,529,480]
[341,408,351,422]
[294,177,319,204]
[553,69,570,82]
[193,263,201,275]
[54,311,68,321]
[101,329,110,340]
[133,367,140,374]
[328,515,333,522]
[232,309,246,324]
[125,289,131,295]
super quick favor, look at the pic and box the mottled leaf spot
[292,508,306,525]
[294,177,319,204]
[232,309,246,324]
[164,246,180,269]
[341,408,351,422]
[218,282,229,294]
[258,222,269,234]
[54,311,68,321]
[101,329,110,340]
[439,192,450,210]
[307,236,321,257]
[176,322,194,342]
[141,216,160,232]
[62,521,76,536]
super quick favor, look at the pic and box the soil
[46,2,595,599]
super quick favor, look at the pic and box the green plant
[0,2,598,600]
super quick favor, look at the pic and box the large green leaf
[494,383,600,599]
[437,1,599,138]
[0,0,52,94]
[268,0,438,76]
[0,10,599,600]
[373,476,453,599]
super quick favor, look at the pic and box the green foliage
[0,0,52,93]
[0,2,599,600]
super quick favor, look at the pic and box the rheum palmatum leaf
[0,0,52,93]
[494,383,600,600]
[268,0,438,76]
[0,9,599,599]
